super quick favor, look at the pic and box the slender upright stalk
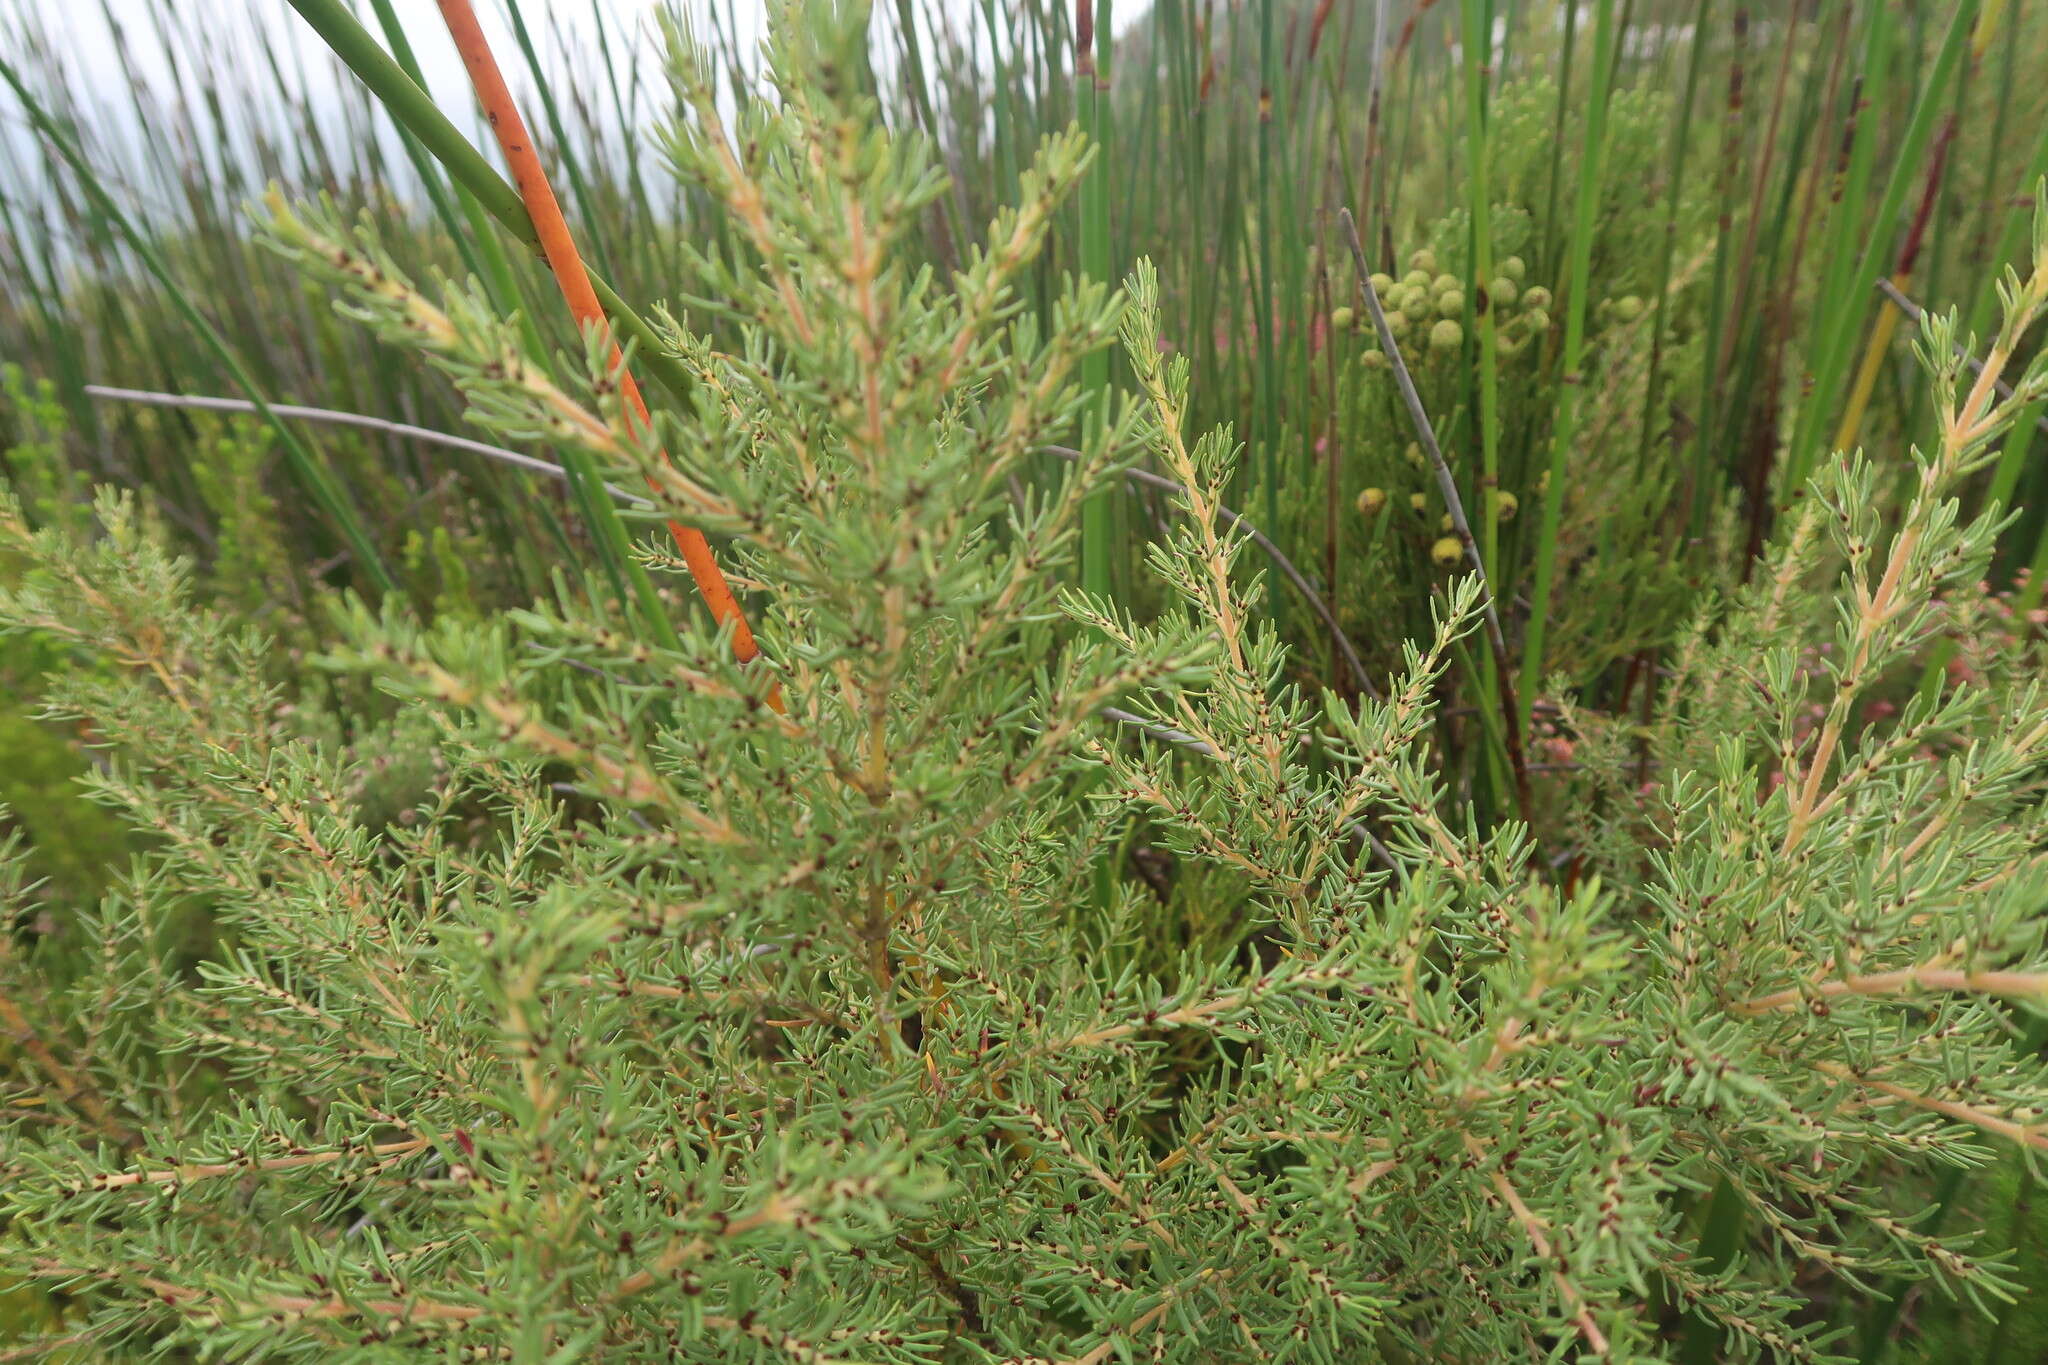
[1076,0,1115,602]
[501,0,612,277]
[1457,0,1502,587]
[1636,0,1715,477]
[1520,0,1615,730]
[1453,0,1508,808]
[363,0,540,362]
[1718,5,1798,386]
[1830,117,1957,458]
[1782,0,1978,498]
[433,0,767,677]
[1254,0,1282,592]
[281,0,693,409]
[1686,5,1747,537]
[1538,0,1581,285]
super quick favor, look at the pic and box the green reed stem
[1637,0,1715,479]
[282,0,691,409]
[1519,0,1614,729]
[1782,0,1978,498]
[1077,0,1114,602]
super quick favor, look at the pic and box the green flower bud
[1611,294,1645,322]
[1403,269,1433,290]
[1387,309,1412,339]
[1429,318,1464,353]
[1520,285,1553,311]
[1500,254,1527,282]
[1439,513,1456,533]
[1331,305,1355,332]
[1401,290,1433,321]
[1369,271,1395,297]
[1437,290,1465,319]
[1488,277,1517,308]
[1432,273,1460,297]
[1403,442,1426,469]
[1408,248,1438,275]
[1521,307,1552,334]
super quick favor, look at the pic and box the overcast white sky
[0,1,885,236]
[0,0,1044,192]
[9,1,750,100]
[4,1,763,136]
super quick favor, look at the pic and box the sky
[0,1,829,239]
[6,1,756,112]
[0,0,1024,200]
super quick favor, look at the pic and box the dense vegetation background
[4,0,2048,1358]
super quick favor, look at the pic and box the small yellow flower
[1409,491,1429,513]
[1357,486,1388,516]
[1491,489,1519,522]
[1431,536,1464,567]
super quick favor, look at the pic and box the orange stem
[433,1,774,687]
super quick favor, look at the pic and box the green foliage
[0,366,86,540]
[1906,1157,2048,1358]
[6,0,2046,805]
[0,708,127,913]
[0,377,131,910]
[4,14,2048,1359]
[1309,203,1696,718]
[186,417,295,618]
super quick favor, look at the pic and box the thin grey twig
[1100,706,1401,875]
[83,383,1381,703]
[82,384,653,507]
[549,780,654,830]
[1874,280,2048,442]
[1362,0,1390,235]
[1099,705,1215,756]
[1337,207,1533,822]
[1045,445,1381,702]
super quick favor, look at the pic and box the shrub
[4,10,2048,1361]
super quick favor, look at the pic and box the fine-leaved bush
[4,9,2048,1362]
